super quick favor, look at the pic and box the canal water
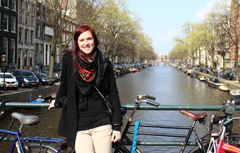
[0,64,231,152]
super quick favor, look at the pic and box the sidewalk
[0,82,60,102]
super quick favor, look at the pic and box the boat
[189,71,196,77]
[230,89,240,100]
[219,85,230,92]
[186,69,193,75]
[198,76,207,81]
[206,77,223,88]
[129,68,136,73]
[27,93,56,103]
[135,68,140,72]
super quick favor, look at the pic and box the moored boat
[219,85,230,92]
[206,77,223,88]
[230,89,240,100]
[135,68,140,72]
[129,68,136,73]
[198,76,207,81]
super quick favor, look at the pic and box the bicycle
[207,117,240,153]
[189,99,240,153]
[113,94,208,153]
[0,111,72,153]
[0,94,74,153]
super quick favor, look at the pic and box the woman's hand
[48,99,56,110]
[112,131,121,143]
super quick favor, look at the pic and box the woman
[48,24,122,153]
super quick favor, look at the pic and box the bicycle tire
[26,143,58,153]
[188,142,209,153]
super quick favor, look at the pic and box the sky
[127,0,221,55]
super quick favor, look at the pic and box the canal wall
[196,72,240,90]
[0,83,60,102]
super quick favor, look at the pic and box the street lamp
[1,54,6,91]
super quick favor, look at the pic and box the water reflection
[0,64,232,152]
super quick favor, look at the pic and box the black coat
[54,52,122,149]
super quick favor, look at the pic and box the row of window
[2,37,16,63]
[0,12,16,32]
[0,0,17,11]
[18,28,34,45]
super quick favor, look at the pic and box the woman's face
[77,30,95,55]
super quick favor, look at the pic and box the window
[10,39,15,63]
[19,0,23,9]
[24,50,27,66]
[10,16,16,32]
[30,50,33,66]
[2,13,9,31]
[19,14,23,24]
[18,28,23,43]
[30,30,34,44]
[2,0,9,8]
[25,29,29,44]
[36,24,40,38]
[11,0,16,10]
[25,14,29,26]
[25,1,29,11]
[31,16,34,26]
[3,38,8,56]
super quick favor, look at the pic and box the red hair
[72,24,99,73]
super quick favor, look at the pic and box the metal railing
[1,102,240,147]
[1,102,240,111]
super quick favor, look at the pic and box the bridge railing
[1,102,240,111]
[1,102,240,147]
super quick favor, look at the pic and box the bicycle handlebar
[146,100,159,107]
[223,117,240,126]
[144,95,156,100]
[135,94,159,107]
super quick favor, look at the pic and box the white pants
[75,124,112,153]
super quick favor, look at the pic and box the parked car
[0,72,18,89]
[10,69,39,88]
[223,71,236,80]
[35,72,55,86]
[43,71,60,82]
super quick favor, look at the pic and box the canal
[0,64,231,152]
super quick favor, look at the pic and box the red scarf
[78,62,96,82]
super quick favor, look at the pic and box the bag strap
[93,84,107,101]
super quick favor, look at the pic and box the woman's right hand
[48,99,56,110]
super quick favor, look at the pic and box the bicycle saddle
[180,110,207,121]
[11,112,40,125]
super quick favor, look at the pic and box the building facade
[0,0,18,70]
[18,0,36,70]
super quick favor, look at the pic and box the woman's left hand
[112,131,121,143]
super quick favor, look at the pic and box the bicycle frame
[207,117,240,153]
[0,128,25,153]
[114,95,206,153]
[0,113,67,153]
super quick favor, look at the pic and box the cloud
[193,0,217,21]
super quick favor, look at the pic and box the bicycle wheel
[26,143,58,153]
[188,142,209,153]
